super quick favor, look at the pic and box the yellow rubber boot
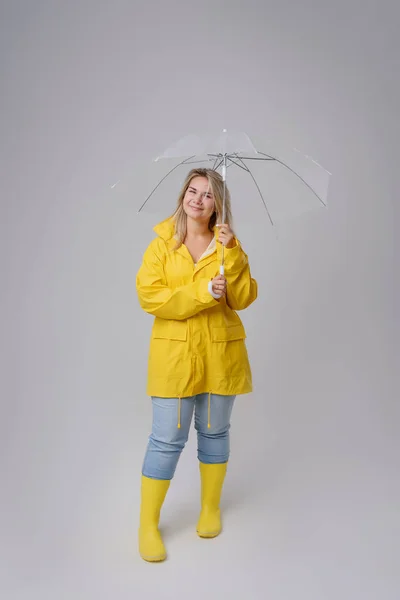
[196,462,227,538]
[139,475,170,562]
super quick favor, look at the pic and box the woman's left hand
[216,223,235,248]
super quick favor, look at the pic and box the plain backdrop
[1,1,398,599]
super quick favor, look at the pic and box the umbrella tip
[222,128,227,133]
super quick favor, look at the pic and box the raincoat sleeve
[136,240,219,320]
[223,240,258,310]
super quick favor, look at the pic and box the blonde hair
[170,168,234,249]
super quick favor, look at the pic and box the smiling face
[171,168,234,247]
[182,176,215,224]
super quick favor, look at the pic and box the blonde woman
[136,168,257,562]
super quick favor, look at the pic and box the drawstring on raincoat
[176,393,212,429]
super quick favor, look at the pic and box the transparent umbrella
[110,128,331,271]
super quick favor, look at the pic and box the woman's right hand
[211,274,227,297]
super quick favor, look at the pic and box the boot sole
[140,553,167,562]
[196,529,220,538]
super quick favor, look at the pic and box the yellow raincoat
[136,218,257,398]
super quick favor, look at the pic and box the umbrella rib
[236,156,274,226]
[209,154,238,171]
[209,154,251,172]
[137,156,197,212]
[213,157,224,171]
[226,155,250,172]
[234,156,275,161]
[257,152,327,207]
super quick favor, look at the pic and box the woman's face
[182,176,215,224]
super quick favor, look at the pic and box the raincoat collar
[153,217,176,241]
[153,217,217,242]
[153,217,219,267]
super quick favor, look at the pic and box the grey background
[1,1,398,598]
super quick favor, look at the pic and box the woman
[136,168,257,562]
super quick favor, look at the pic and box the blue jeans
[142,394,236,481]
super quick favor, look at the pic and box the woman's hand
[216,224,235,248]
[211,274,227,297]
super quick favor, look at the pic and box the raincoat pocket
[152,318,188,341]
[211,324,246,342]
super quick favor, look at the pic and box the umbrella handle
[220,265,225,275]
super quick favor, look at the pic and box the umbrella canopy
[111,129,331,228]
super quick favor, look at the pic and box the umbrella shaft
[222,154,227,223]
[221,155,227,268]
